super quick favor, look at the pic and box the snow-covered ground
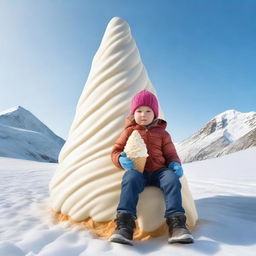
[0,148,255,256]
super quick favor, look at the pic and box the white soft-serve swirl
[49,17,198,231]
[124,130,148,158]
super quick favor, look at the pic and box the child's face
[134,106,155,126]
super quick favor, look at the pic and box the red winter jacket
[111,116,181,172]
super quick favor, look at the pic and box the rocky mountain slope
[176,109,256,163]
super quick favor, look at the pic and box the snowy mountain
[0,147,255,255]
[0,106,65,162]
[176,109,256,163]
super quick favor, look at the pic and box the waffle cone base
[131,157,147,172]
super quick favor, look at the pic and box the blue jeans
[117,168,185,219]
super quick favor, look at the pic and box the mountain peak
[0,106,65,162]
[0,106,60,139]
[213,109,240,121]
[208,109,241,131]
[0,105,27,116]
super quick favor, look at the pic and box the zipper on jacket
[145,128,149,147]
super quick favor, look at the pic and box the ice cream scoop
[124,130,148,172]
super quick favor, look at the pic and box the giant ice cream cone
[124,130,148,172]
[49,17,198,240]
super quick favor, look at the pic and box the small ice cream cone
[132,157,147,172]
[124,130,148,173]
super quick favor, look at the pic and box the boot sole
[168,234,194,244]
[109,234,133,246]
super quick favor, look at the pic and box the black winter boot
[166,213,194,244]
[109,212,136,246]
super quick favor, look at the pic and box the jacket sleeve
[111,128,131,169]
[162,131,181,165]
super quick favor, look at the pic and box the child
[109,90,194,245]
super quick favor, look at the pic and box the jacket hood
[124,115,167,130]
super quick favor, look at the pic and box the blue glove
[168,162,183,178]
[119,152,135,171]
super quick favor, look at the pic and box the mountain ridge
[176,109,256,163]
[0,106,65,162]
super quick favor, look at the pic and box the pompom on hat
[130,90,159,118]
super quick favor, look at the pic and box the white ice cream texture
[124,130,148,158]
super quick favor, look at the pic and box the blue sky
[0,0,255,142]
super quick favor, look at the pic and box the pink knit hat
[130,90,159,117]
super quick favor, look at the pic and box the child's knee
[162,169,180,186]
[122,169,144,186]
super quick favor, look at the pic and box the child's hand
[168,162,183,178]
[119,152,135,171]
